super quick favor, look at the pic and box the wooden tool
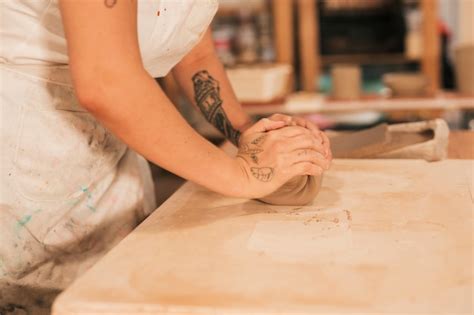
[330,119,449,161]
[329,123,391,158]
[375,118,449,161]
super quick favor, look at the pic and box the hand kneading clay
[258,174,323,206]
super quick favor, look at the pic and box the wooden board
[243,92,474,115]
[449,131,474,159]
[297,0,319,92]
[421,0,440,94]
[330,124,391,158]
[53,159,473,314]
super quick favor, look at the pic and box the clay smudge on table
[246,208,352,263]
[344,209,352,221]
[0,258,5,277]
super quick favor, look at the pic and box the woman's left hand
[266,113,332,161]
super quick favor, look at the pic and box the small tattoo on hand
[238,144,262,165]
[251,134,267,145]
[238,134,267,165]
[250,155,259,164]
[250,167,274,182]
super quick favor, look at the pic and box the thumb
[248,118,287,133]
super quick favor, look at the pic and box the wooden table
[449,131,474,159]
[243,92,474,115]
[53,158,473,314]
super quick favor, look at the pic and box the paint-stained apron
[0,0,217,313]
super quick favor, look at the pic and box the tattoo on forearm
[104,0,117,8]
[192,70,241,146]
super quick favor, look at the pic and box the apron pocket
[13,106,126,202]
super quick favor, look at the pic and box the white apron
[0,0,217,313]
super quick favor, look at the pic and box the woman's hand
[265,113,332,161]
[234,118,330,199]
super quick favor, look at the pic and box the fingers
[270,114,324,141]
[270,125,311,138]
[289,162,325,177]
[268,113,292,125]
[248,118,286,133]
[283,134,326,155]
[269,114,310,130]
[287,149,330,170]
[290,116,308,128]
[320,131,332,160]
[299,118,318,130]
[303,120,324,142]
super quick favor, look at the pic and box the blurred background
[154,0,474,203]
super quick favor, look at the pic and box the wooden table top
[53,159,473,315]
[243,92,474,115]
[449,131,474,159]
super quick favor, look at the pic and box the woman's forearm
[59,0,246,197]
[79,68,244,197]
[172,31,252,146]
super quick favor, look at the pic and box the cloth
[258,175,323,206]
[0,0,218,313]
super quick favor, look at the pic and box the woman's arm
[59,0,323,198]
[172,30,251,146]
[59,0,246,196]
[172,30,332,161]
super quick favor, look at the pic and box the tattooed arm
[60,0,325,199]
[172,30,251,146]
[173,29,333,162]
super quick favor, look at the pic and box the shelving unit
[320,53,419,65]
[161,0,296,102]
[297,0,440,94]
[215,0,295,67]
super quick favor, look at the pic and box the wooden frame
[421,0,440,94]
[297,0,320,92]
[162,1,297,98]
[297,0,440,94]
[272,0,295,65]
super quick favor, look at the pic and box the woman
[0,0,331,312]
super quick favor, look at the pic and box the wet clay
[257,175,323,206]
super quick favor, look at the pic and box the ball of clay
[257,175,323,206]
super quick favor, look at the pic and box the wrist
[238,119,254,133]
[235,119,254,147]
[228,156,253,198]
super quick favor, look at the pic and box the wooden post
[273,0,294,65]
[297,0,320,92]
[421,0,440,94]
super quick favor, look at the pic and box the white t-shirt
[0,0,218,77]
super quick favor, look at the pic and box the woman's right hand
[234,118,330,199]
